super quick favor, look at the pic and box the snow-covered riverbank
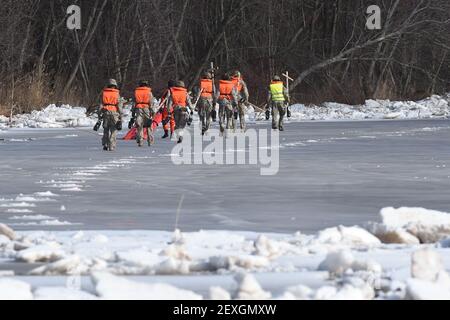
[1,93,448,130]
[1,206,450,300]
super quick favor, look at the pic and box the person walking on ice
[129,80,155,147]
[167,80,193,144]
[268,75,290,131]
[218,73,238,135]
[95,79,123,151]
[230,70,249,132]
[195,71,217,136]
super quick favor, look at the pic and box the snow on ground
[0,207,450,300]
[287,94,450,121]
[0,93,449,130]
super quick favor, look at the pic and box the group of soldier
[95,70,290,151]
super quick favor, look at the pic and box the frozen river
[1,119,450,234]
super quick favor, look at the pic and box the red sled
[123,113,163,140]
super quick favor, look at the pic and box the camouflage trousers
[102,110,120,151]
[271,101,287,130]
[135,108,153,146]
[173,106,189,138]
[218,99,235,133]
[197,98,214,134]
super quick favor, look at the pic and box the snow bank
[1,93,448,130]
[368,207,450,244]
[92,273,202,300]
[3,104,96,129]
[288,94,449,121]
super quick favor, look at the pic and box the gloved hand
[116,120,123,131]
[265,110,271,121]
[128,118,135,129]
[187,113,193,126]
[93,121,102,132]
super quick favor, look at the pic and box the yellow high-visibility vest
[270,82,285,102]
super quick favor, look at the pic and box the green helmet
[107,79,118,88]
[139,80,150,87]
[175,80,186,88]
[202,71,213,79]
[272,75,281,82]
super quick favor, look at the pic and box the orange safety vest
[170,87,188,107]
[102,88,120,112]
[200,79,214,98]
[219,80,234,100]
[232,76,243,92]
[135,87,152,109]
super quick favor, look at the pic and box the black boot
[211,110,217,122]
[177,136,183,144]
[162,130,169,139]
[265,110,271,121]
[103,146,108,151]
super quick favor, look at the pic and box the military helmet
[202,71,213,79]
[139,80,150,87]
[175,80,186,88]
[272,75,281,82]
[232,70,241,78]
[107,79,118,88]
[222,73,231,81]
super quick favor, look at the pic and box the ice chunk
[0,279,33,300]
[411,249,444,282]
[233,273,271,300]
[313,226,381,247]
[0,223,16,240]
[370,207,450,243]
[92,273,202,300]
[406,279,450,300]
[209,287,232,300]
[318,250,355,275]
[16,244,65,263]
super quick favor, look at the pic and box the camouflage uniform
[101,105,123,151]
[268,81,289,131]
[233,77,249,131]
[99,82,123,151]
[218,87,238,133]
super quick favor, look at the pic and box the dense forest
[0,0,449,115]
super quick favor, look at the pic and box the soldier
[218,74,238,134]
[94,79,123,151]
[230,70,249,131]
[160,80,176,139]
[268,75,290,131]
[129,80,155,147]
[195,71,217,135]
[167,80,193,144]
